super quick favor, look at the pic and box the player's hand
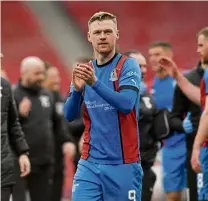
[19,97,31,117]
[19,154,31,177]
[63,142,76,159]
[72,65,86,91]
[74,62,97,86]
[79,135,84,153]
[158,57,180,79]
[191,146,201,173]
[183,112,193,134]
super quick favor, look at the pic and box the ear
[88,32,91,43]
[116,30,119,40]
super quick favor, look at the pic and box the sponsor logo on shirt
[85,100,114,111]
[39,95,50,108]
[110,69,118,81]
[126,71,139,77]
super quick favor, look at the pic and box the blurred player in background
[159,26,208,201]
[123,50,158,201]
[43,64,76,201]
[64,11,143,201]
[148,41,188,201]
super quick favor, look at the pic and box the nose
[100,32,106,40]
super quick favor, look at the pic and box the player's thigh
[72,160,103,201]
[72,179,103,201]
[102,162,143,201]
[162,147,187,192]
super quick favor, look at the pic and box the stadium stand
[64,1,208,87]
[1,1,70,94]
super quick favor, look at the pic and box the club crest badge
[110,69,118,81]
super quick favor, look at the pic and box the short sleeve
[119,57,141,92]
[204,68,208,94]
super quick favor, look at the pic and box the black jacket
[170,62,203,150]
[139,91,158,169]
[13,83,67,166]
[1,78,29,187]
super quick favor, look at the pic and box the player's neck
[95,49,116,66]
[156,70,169,80]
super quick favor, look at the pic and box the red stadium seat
[2,1,70,94]
[63,1,208,88]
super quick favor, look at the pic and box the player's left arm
[193,69,208,148]
[91,58,141,114]
[193,96,208,149]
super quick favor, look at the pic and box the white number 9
[128,190,136,201]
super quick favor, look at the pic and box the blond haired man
[64,12,143,201]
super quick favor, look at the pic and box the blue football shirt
[79,53,141,164]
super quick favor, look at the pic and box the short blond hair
[197,27,208,39]
[88,11,117,27]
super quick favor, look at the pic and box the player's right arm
[63,71,85,121]
[159,57,200,105]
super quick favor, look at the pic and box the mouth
[98,43,108,45]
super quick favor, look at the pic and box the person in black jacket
[1,76,30,201]
[11,56,67,201]
[123,50,158,201]
[43,65,76,201]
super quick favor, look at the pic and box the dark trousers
[51,168,64,201]
[186,147,198,201]
[142,168,156,201]
[1,186,12,201]
[13,164,53,201]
